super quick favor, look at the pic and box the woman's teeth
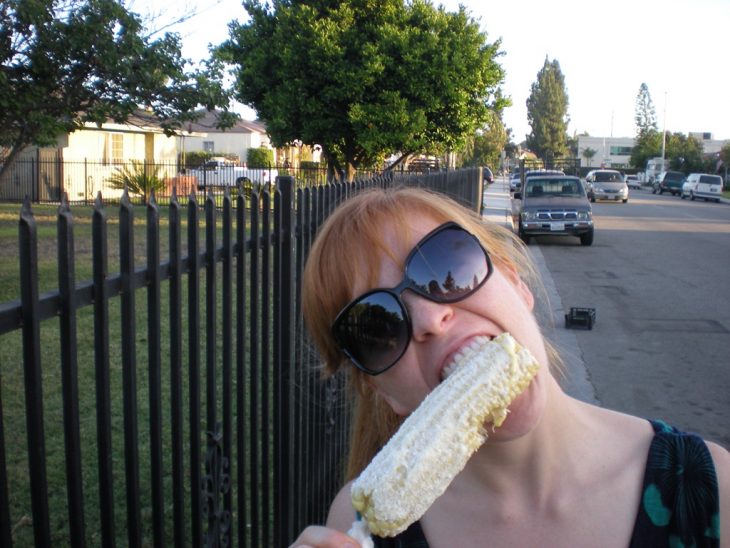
[441,335,493,380]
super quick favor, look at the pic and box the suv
[584,169,629,203]
[513,175,594,246]
[652,171,685,196]
[681,173,723,202]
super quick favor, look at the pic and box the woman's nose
[404,293,455,342]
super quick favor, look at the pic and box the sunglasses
[331,222,493,375]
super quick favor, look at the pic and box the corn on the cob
[350,332,540,538]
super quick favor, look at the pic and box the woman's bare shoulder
[325,480,357,532]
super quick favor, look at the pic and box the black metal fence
[0,168,483,546]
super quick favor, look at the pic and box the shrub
[108,160,166,199]
[247,147,274,168]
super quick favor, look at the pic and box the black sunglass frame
[331,221,493,375]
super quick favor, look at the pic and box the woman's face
[352,216,551,440]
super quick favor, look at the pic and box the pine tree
[634,83,658,138]
[526,58,569,160]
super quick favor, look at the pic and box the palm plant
[108,160,166,201]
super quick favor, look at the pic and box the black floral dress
[374,420,720,548]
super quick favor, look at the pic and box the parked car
[518,169,564,191]
[509,172,522,192]
[681,173,724,202]
[652,170,685,196]
[513,175,594,246]
[584,169,629,203]
[483,166,494,185]
[625,174,642,189]
[188,160,278,189]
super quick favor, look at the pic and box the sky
[137,0,730,142]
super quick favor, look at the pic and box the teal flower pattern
[630,420,720,547]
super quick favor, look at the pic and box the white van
[681,173,724,202]
[645,157,670,183]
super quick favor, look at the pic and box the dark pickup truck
[513,175,594,246]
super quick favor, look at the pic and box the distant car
[625,175,642,190]
[585,169,629,203]
[509,172,522,192]
[652,170,685,196]
[681,173,724,202]
[483,166,494,185]
[513,175,594,246]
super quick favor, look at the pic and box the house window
[203,141,215,153]
[111,133,124,163]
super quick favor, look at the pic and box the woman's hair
[301,185,549,479]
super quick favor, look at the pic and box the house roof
[184,109,267,135]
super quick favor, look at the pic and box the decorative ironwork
[202,426,231,548]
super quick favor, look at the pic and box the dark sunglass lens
[335,292,408,373]
[408,227,489,299]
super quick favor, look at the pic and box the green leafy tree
[581,147,597,168]
[0,0,233,183]
[526,58,569,160]
[665,133,704,173]
[220,0,508,181]
[459,111,506,170]
[630,131,662,171]
[717,143,730,188]
[634,83,658,138]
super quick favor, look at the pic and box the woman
[293,186,729,547]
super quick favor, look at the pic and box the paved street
[483,177,730,447]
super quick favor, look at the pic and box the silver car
[585,169,629,203]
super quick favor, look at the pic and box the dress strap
[629,419,720,547]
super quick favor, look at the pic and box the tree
[581,147,597,168]
[0,0,233,182]
[219,0,508,181]
[665,132,704,173]
[718,143,730,187]
[634,83,658,138]
[630,131,662,171]
[525,58,569,160]
[459,111,507,170]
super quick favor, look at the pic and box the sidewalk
[480,176,599,405]
[481,177,514,231]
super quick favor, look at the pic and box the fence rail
[0,169,483,546]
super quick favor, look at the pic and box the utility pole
[661,92,667,164]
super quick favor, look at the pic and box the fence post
[19,199,52,545]
[275,176,296,543]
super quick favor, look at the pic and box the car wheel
[590,196,596,203]
[580,230,594,246]
[716,199,721,203]
[681,193,686,199]
[690,192,695,201]
[622,198,628,203]
[659,188,664,195]
[652,187,657,194]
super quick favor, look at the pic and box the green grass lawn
[0,200,272,546]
